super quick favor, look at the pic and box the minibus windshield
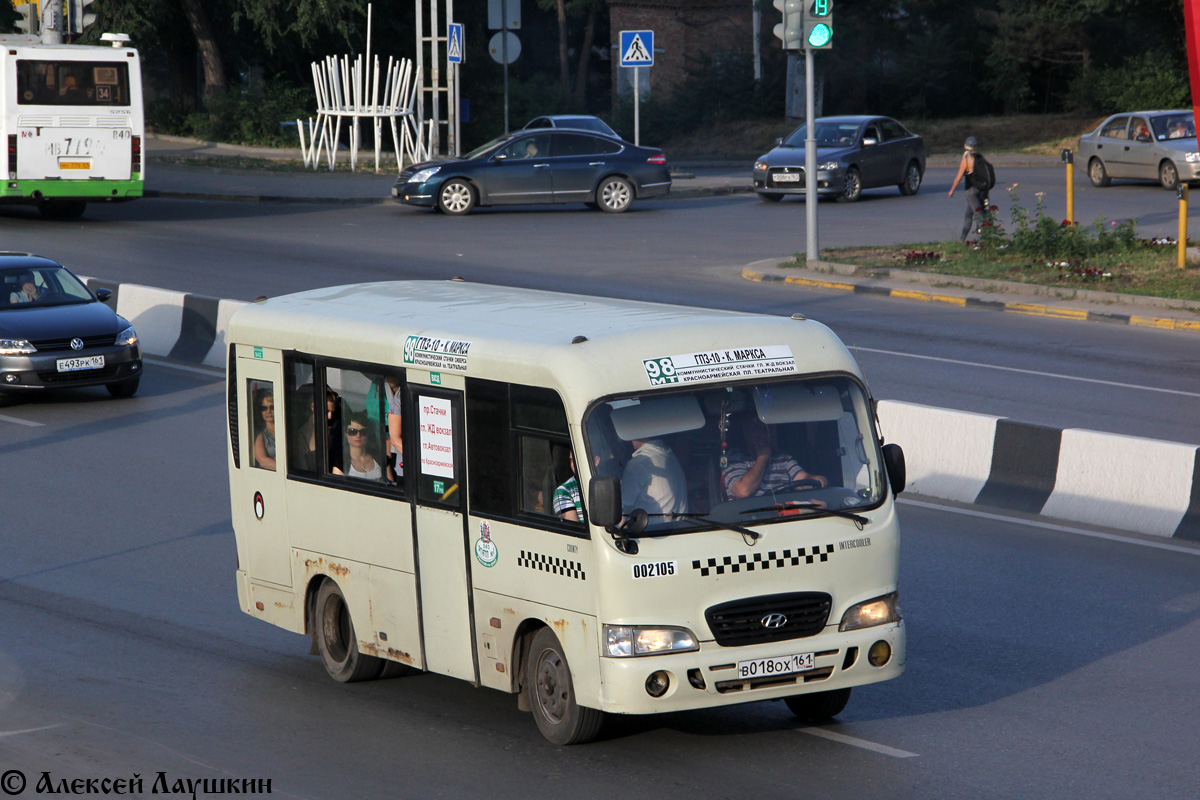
[584,376,884,532]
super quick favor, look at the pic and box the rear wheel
[836,168,862,203]
[527,628,604,744]
[37,200,86,220]
[106,376,140,398]
[785,688,851,722]
[597,177,633,212]
[1088,158,1111,187]
[314,580,384,682]
[898,161,922,196]
[758,192,784,203]
[1159,160,1180,191]
[437,180,476,215]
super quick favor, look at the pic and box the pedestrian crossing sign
[448,22,464,64]
[619,30,654,67]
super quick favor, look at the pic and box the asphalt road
[1,363,1198,799]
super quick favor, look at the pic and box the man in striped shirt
[723,414,826,499]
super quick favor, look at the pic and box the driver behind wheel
[722,412,826,499]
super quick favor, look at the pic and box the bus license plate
[773,172,800,182]
[737,652,815,679]
[59,161,91,170]
[57,355,104,372]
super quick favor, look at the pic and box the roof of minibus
[229,280,864,412]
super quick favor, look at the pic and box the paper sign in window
[419,396,455,478]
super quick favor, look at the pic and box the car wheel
[836,168,862,203]
[1159,160,1180,191]
[758,192,784,203]
[898,161,922,196]
[784,688,851,722]
[314,579,384,683]
[106,376,140,398]
[437,180,476,215]
[1088,158,1111,188]
[526,627,604,745]
[38,201,86,220]
[597,177,634,212]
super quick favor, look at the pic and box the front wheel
[836,168,862,203]
[1159,160,1180,191]
[597,177,634,213]
[314,580,384,683]
[898,161,922,196]
[106,376,140,398]
[437,180,476,215]
[785,687,851,722]
[1088,158,1111,188]
[527,628,604,745]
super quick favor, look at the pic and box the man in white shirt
[621,438,687,518]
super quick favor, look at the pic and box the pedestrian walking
[948,136,993,241]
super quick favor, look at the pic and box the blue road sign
[448,22,464,64]
[619,30,654,68]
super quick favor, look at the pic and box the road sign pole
[804,45,818,263]
[634,68,641,146]
[502,0,510,133]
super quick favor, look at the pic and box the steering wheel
[774,478,823,492]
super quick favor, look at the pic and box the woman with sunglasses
[253,389,277,471]
[332,411,383,481]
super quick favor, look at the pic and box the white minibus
[226,281,907,744]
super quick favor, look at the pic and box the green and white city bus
[226,281,908,744]
[0,34,143,218]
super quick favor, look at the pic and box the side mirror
[95,288,113,303]
[589,476,622,528]
[882,443,906,497]
[494,153,508,161]
[862,137,878,147]
[775,137,784,146]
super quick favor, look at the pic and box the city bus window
[324,366,388,484]
[248,379,276,471]
[519,436,575,516]
[16,60,131,106]
[285,359,317,475]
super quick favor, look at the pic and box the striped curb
[742,266,1200,335]
[877,400,1200,540]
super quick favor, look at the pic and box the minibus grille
[705,592,831,647]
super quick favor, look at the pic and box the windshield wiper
[739,502,869,528]
[671,513,761,543]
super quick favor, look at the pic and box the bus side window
[323,365,389,485]
[248,379,276,471]
[285,358,317,475]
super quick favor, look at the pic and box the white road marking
[797,726,919,758]
[143,357,223,377]
[0,723,63,737]
[856,347,1200,399]
[0,413,43,427]
[900,498,1200,556]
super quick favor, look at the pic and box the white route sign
[642,345,797,385]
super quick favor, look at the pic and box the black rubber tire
[106,376,140,398]
[527,628,604,745]
[836,168,862,203]
[437,180,476,215]
[314,580,384,683]
[785,687,852,722]
[584,201,601,210]
[758,192,785,202]
[596,177,634,212]
[1159,160,1180,191]
[38,201,86,220]
[898,161,922,196]
[1088,158,1111,188]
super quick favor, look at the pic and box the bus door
[235,348,291,588]
[409,374,479,683]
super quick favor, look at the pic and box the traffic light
[804,0,833,50]
[14,2,38,35]
[772,0,804,51]
[69,0,97,34]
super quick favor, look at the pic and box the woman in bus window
[332,411,383,481]
[253,389,277,471]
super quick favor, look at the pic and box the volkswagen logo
[70,338,84,351]
[761,613,788,629]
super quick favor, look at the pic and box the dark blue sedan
[392,130,671,214]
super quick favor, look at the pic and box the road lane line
[143,356,223,377]
[797,726,919,758]
[855,346,1200,399]
[0,724,63,737]
[899,498,1200,556]
[0,413,43,427]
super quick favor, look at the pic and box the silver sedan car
[1078,110,1198,190]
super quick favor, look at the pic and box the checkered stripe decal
[691,545,835,577]
[517,550,586,581]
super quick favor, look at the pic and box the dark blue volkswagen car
[393,129,671,215]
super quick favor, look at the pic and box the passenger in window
[332,411,383,481]
[289,384,317,471]
[553,451,586,523]
[1168,121,1190,139]
[722,413,826,499]
[9,278,40,304]
[386,375,404,482]
[621,437,687,518]
[325,388,344,473]
[253,389,277,471]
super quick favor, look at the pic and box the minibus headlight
[604,625,698,657]
[115,326,138,347]
[0,338,36,355]
[839,592,900,632]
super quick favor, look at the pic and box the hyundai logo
[761,613,788,629]
[70,338,84,351]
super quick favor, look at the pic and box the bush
[1070,51,1191,114]
[147,83,315,147]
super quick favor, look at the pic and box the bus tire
[314,579,384,683]
[784,687,851,722]
[527,627,604,745]
[38,201,86,220]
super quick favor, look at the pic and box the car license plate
[59,161,91,170]
[773,172,801,183]
[737,652,815,679]
[57,355,104,372]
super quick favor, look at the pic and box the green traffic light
[807,22,831,47]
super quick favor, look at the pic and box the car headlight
[410,166,442,183]
[818,161,840,171]
[753,160,768,172]
[115,325,138,347]
[0,338,37,355]
[603,625,698,657]
[839,592,900,632]
[1185,152,1200,163]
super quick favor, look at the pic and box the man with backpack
[948,136,995,241]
